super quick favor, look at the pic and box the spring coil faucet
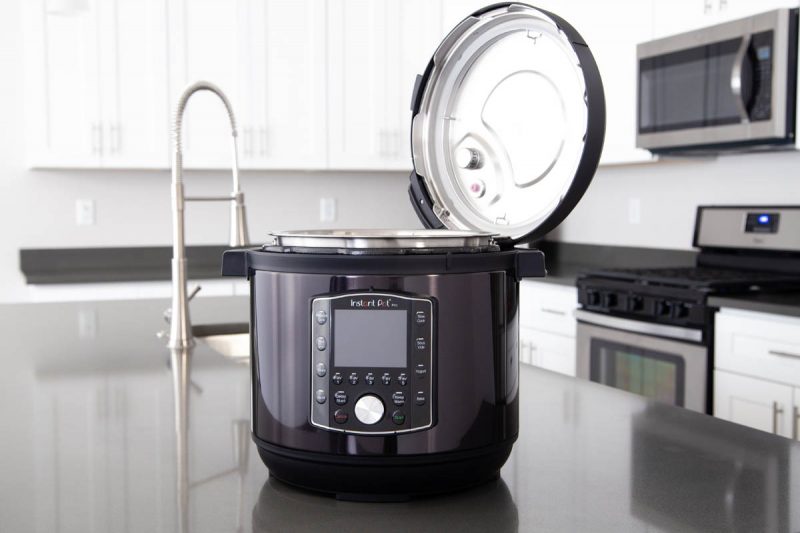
[168,81,249,349]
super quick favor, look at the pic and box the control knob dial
[354,394,385,425]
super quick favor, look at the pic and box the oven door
[576,310,709,413]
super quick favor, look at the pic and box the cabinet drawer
[713,370,794,438]
[715,310,800,386]
[520,281,578,337]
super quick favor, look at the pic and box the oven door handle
[730,33,752,122]
[575,309,703,343]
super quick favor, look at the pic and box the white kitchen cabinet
[99,0,170,168]
[25,0,169,168]
[715,309,800,386]
[714,370,794,438]
[242,0,327,169]
[652,0,799,39]
[25,0,101,167]
[166,0,247,169]
[521,326,577,377]
[714,309,800,437]
[519,280,578,376]
[326,0,443,170]
[171,0,328,170]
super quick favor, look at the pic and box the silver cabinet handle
[772,401,783,434]
[793,406,799,441]
[540,307,567,316]
[768,349,800,359]
[91,122,100,155]
[244,127,253,156]
[259,126,267,156]
[108,123,121,154]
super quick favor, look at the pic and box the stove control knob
[671,302,688,319]
[627,295,643,312]
[654,300,669,316]
[602,292,617,308]
[586,290,600,306]
[354,394,384,425]
[455,147,482,169]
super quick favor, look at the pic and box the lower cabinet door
[714,370,794,438]
[520,328,576,377]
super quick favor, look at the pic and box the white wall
[0,0,420,302]
[551,151,800,250]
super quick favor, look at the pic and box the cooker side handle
[513,247,547,281]
[221,248,250,278]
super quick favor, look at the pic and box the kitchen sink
[192,323,249,361]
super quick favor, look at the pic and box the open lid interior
[410,3,605,244]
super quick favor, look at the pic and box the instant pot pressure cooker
[223,2,604,499]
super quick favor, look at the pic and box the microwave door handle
[730,34,752,122]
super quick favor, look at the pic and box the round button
[365,372,375,385]
[314,389,326,404]
[315,362,327,377]
[348,372,359,385]
[354,394,385,425]
[415,364,427,378]
[315,310,328,325]
[397,373,408,386]
[381,373,392,386]
[391,410,406,425]
[415,310,427,325]
[315,336,327,351]
[334,409,348,424]
[332,372,343,385]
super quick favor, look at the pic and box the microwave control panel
[310,292,435,435]
[750,30,775,122]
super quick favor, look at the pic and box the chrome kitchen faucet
[167,81,249,349]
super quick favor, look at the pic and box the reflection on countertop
[0,296,798,532]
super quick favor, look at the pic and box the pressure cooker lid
[410,3,605,244]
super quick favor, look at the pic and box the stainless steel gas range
[576,206,800,414]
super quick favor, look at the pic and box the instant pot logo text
[349,297,399,309]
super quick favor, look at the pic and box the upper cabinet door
[326,0,442,170]
[557,0,655,165]
[98,0,170,168]
[25,0,102,168]
[240,0,328,170]
[167,0,247,169]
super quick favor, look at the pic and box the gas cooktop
[586,266,800,292]
[577,206,800,330]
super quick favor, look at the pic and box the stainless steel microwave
[636,9,798,153]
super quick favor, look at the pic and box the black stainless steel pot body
[222,248,545,498]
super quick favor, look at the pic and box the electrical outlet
[320,198,337,222]
[76,199,96,226]
[628,197,641,225]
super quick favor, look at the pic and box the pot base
[254,436,516,501]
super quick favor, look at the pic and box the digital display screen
[334,310,407,368]
[745,212,779,233]
[757,46,771,61]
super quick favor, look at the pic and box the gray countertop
[1,296,798,532]
[709,291,800,318]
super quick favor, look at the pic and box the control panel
[310,292,435,435]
